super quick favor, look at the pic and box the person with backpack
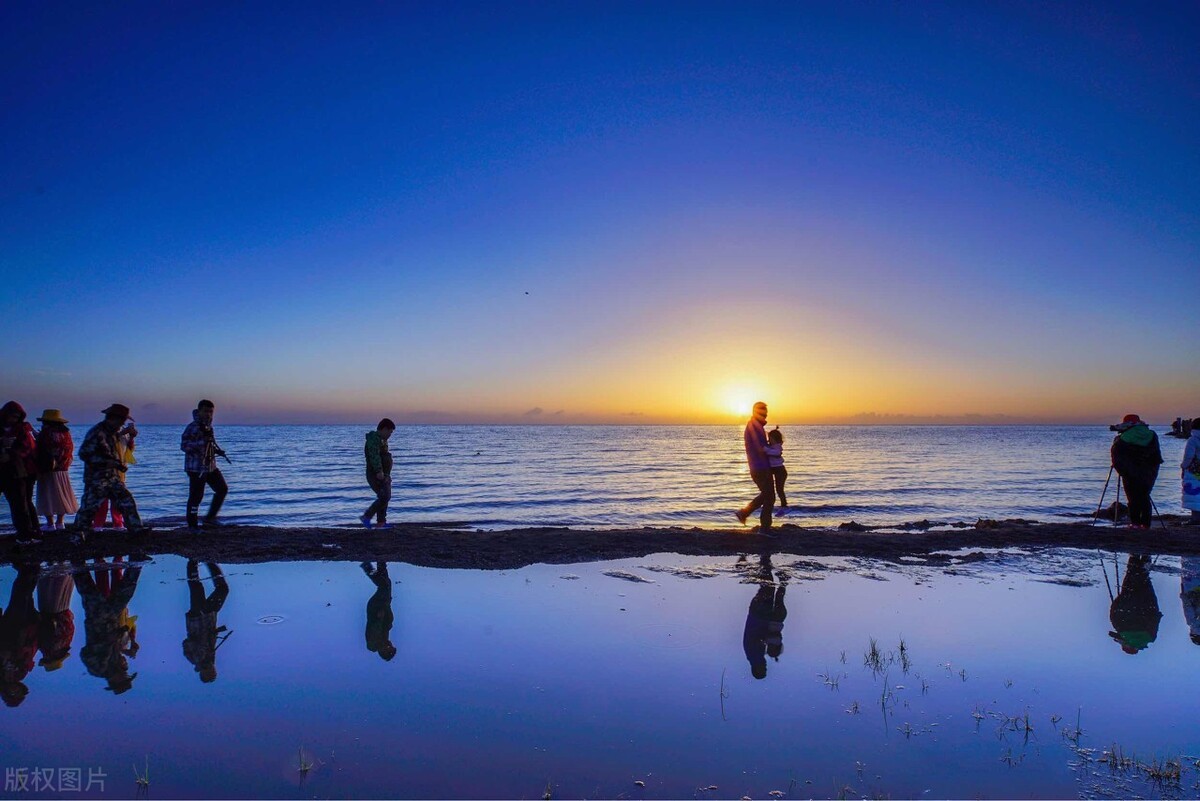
[1110,413,1164,530]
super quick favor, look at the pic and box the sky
[2,1,1197,425]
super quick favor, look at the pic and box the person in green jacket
[1110,414,1164,530]
[360,418,395,530]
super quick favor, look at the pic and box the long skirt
[1185,472,1200,512]
[36,470,79,517]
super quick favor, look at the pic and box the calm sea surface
[4,425,1192,530]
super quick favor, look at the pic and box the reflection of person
[1110,414,1163,530]
[736,402,776,535]
[0,564,40,706]
[93,419,136,532]
[742,556,787,679]
[1109,555,1163,654]
[1,401,41,545]
[181,400,228,531]
[360,419,395,530]
[361,562,396,661]
[72,404,149,538]
[1181,557,1200,646]
[36,571,75,672]
[1181,418,1200,523]
[182,560,230,683]
[34,409,78,532]
[73,558,142,693]
[764,427,788,509]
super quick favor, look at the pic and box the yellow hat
[37,409,68,424]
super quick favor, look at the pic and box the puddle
[2,550,1199,799]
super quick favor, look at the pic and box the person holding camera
[1182,417,1200,523]
[1111,413,1163,530]
[71,404,149,538]
[181,399,229,531]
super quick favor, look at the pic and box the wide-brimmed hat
[101,403,131,419]
[37,409,68,424]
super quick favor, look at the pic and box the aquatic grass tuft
[132,756,149,788]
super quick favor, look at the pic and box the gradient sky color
[2,2,1197,425]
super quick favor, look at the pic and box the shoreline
[3,517,1199,569]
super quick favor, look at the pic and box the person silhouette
[742,554,788,679]
[1108,554,1163,654]
[361,562,396,661]
[1181,556,1200,646]
[72,557,142,693]
[36,570,75,672]
[182,560,231,683]
[0,563,40,707]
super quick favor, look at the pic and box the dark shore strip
[3,518,1199,569]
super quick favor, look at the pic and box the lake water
[3,425,1192,531]
[2,550,1199,799]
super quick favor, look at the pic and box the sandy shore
[3,517,1199,569]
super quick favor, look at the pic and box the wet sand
[4,517,1199,569]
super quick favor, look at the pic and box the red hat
[1122,414,1141,424]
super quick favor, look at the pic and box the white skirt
[36,471,79,516]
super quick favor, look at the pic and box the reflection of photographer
[1110,414,1163,530]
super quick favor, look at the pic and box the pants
[94,499,125,528]
[742,469,775,529]
[73,472,143,532]
[187,470,228,527]
[1,473,36,537]
[771,466,788,506]
[364,470,391,523]
[1121,473,1155,528]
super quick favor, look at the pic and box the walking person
[71,404,150,538]
[1181,417,1200,523]
[360,418,395,529]
[735,401,776,535]
[93,418,136,532]
[72,558,142,694]
[34,409,78,532]
[182,559,230,683]
[1110,414,1163,530]
[181,399,229,532]
[0,401,40,545]
[742,554,788,680]
[361,561,397,661]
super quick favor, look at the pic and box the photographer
[181,399,229,531]
[1110,414,1163,530]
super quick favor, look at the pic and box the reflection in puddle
[2,549,1200,799]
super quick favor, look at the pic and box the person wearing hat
[70,404,150,537]
[182,559,230,682]
[0,564,40,706]
[1109,554,1163,654]
[72,558,141,694]
[1110,414,1164,530]
[36,571,75,672]
[34,409,78,532]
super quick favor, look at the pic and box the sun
[720,386,757,418]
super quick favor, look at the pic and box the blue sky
[2,1,1197,424]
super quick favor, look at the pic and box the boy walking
[361,418,395,529]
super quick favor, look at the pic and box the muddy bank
[4,517,1200,569]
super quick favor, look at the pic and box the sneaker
[111,526,127,533]
[735,510,749,526]
[375,523,394,530]
[359,514,374,529]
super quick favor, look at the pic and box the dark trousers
[771,466,788,506]
[1121,474,1155,528]
[364,471,391,523]
[1,473,35,537]
[743,469,775,528]
[187,469,228,527]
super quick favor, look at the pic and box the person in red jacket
[1,401,40,545]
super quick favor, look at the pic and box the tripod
[1091,466,1124,527]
